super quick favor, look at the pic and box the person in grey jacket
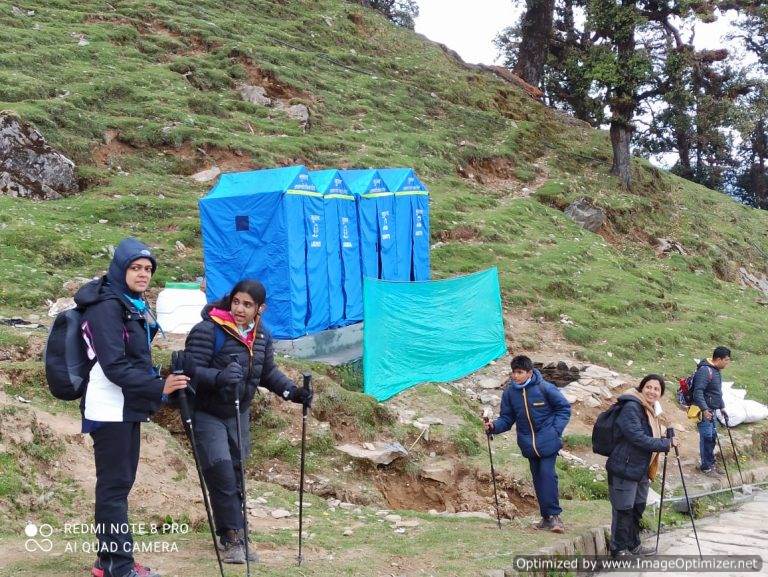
[183,279,311,564]
[692,346,731,476]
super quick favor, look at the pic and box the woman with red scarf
[183,279,311,564]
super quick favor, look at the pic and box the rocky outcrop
[564,198,606,232]
[0,112,78,199]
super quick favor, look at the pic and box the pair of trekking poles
[654,417,745,559]
[482,418,744,559]
[171,352,313,577]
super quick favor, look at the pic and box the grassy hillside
[3,4,768,574]
[2,0,767,398]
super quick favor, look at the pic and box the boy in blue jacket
[484,355,572,532]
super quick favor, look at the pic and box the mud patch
[435,225,481,242]
[374,465,536,519]
[237,58,310,102]
[167,142,258,174]
[0,391,204,527]
[92,134,136,168]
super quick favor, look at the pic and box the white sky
[414,2,745,66]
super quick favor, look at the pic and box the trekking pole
[483,416,502,529]
[723,416,746,487]
[297,372,312,566]
[230,354,251,577]
[654,428,671,555]
[714,429,734,498]
[669,428,703,559]
[171,352,225,577]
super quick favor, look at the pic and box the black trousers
[91,421,141,577]
[194,410,250,536]
[608,472,649,554]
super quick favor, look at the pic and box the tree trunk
[608,1,638,189]
[610,120,633,189]
[675,128,693,179]
[514,0,556,87]
[754,120,768,208]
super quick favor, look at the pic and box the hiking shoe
[92,561,160,577]
[612,549,631,558]
[221,539,246,564]
[218,531,258,562]
[549,515,565,534]
[702,467,722,478]
[533,516,553,530]
[121,570,160,577]
[630,544,656,556]
[243,545,259,563]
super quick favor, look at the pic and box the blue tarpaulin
[199,165,326,339]
[340,169,398,281]
[310,169,363,326]
[379,167,430,281]
[363,268,507,401]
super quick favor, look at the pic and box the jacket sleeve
[183,321,220,394]
[617,403,671,453]
[259,332,297,399]
[85,299,164,403]
[691,366,711,411]
[544,382,572,436]
[492,386,516,434]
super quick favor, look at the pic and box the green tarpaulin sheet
[363,267,507,401]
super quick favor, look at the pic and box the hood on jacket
[73,277,114,308]
[511,368,543,390]
[106,237,157,299]
[619,388,663,419]
[697,358,719,371]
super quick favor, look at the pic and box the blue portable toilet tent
[379,168,430,281]
[199,165,330,339]
[310,169,364,326]
[339,169,398,281]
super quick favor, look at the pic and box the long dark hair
[637,374,665,396]
[216,279,267,309]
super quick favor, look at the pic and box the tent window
[235,215,249,231]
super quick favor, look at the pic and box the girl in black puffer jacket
[183,279,310,564]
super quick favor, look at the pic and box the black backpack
[44,307,95,400]
[592,400,627,456]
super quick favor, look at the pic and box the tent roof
[378,167,427,192]
[309,169,351,195]
[339,169,390,196]
[204,165,313,200]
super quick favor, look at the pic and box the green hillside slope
[1,0,767,396]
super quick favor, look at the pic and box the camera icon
[24,523,54,552]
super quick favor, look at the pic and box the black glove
[290,386,313,407]
[216,362,244,402]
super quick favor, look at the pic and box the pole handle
[301,372,312,415]
[171,351,192,422]
[483,416,493,440]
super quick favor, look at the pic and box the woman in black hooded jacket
[75,237,188,577]
[183,278,310,564]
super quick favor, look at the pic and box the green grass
[557,461,609,501]
[0,452,23,498]
[0,0,767,408]
[1,1,768,572]
[0,487,612,577]
[562,433,593,450]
